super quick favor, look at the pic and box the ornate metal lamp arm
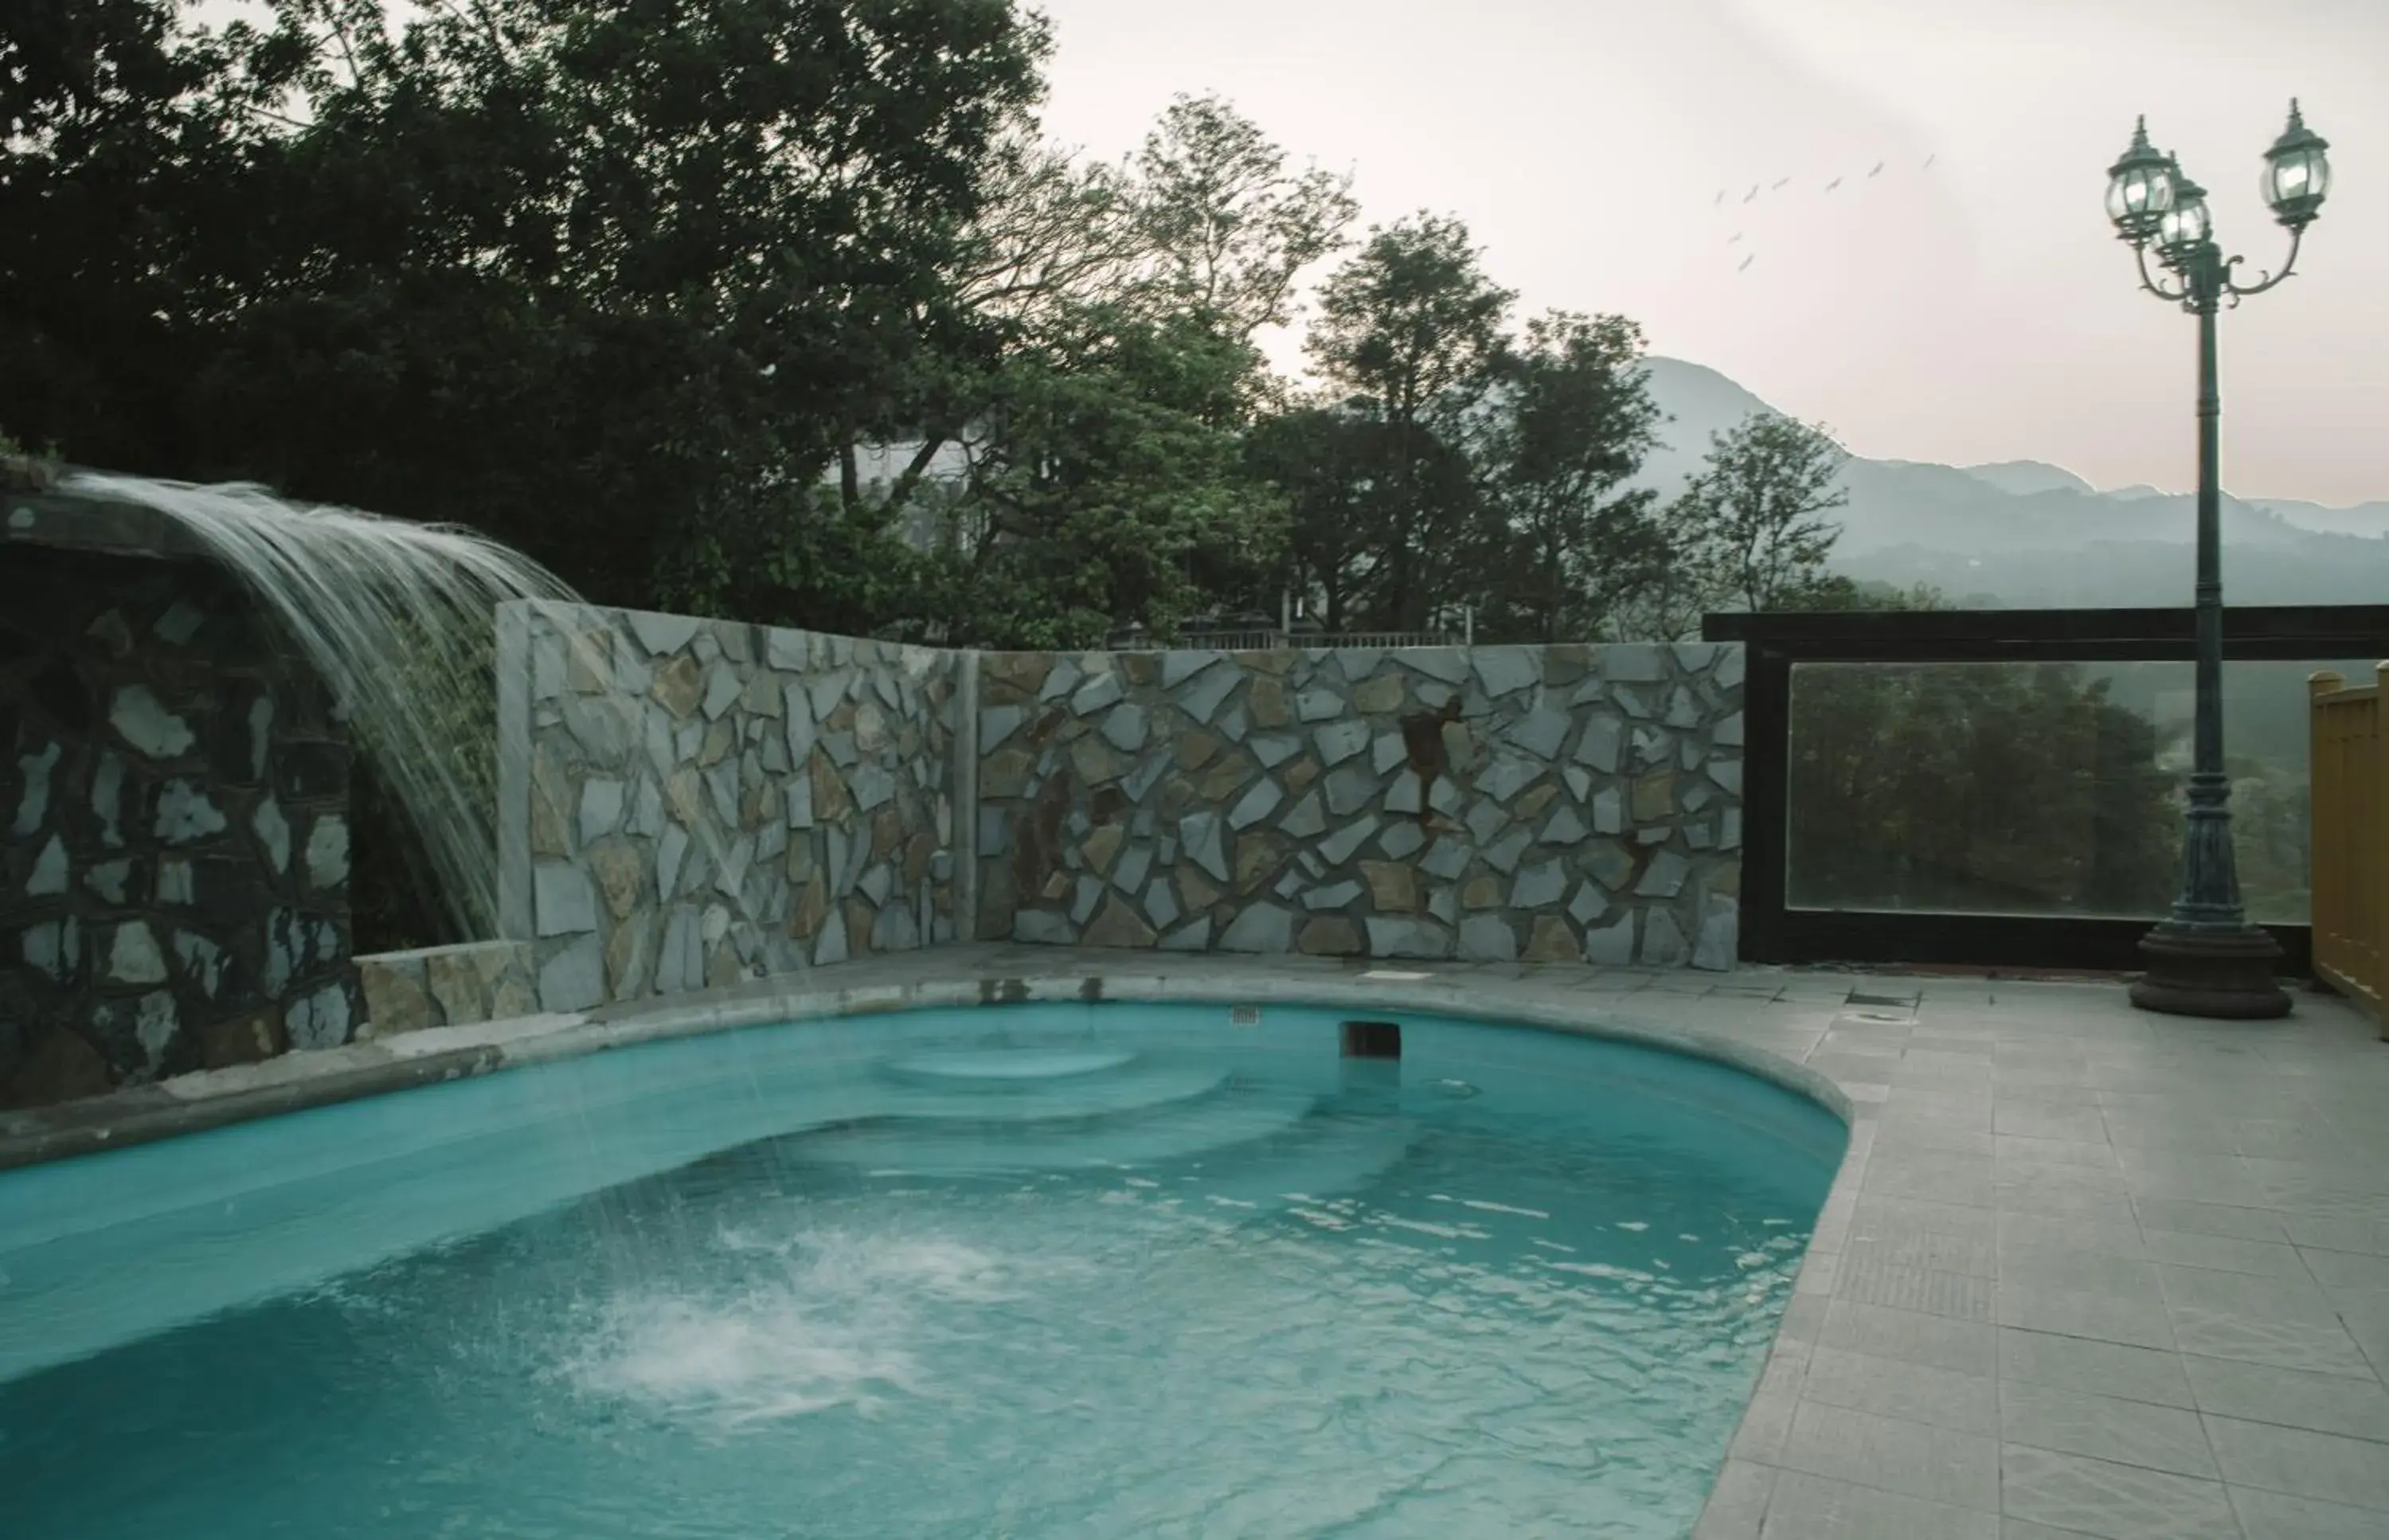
[2220,227,2305,306]
[2133,242,2192,303]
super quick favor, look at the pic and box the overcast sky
[1028,0,2387,506]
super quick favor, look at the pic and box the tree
[1132,91,1359,347]
[1307,213,1514,631]
[1240,405,1388,634]
[1477,311,1668,642]
[1673,412,1852,614]
[0,0,1051,612]
[920,305,1288,650]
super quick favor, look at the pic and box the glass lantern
[2106,117,2176,244]
[2155,169,2211,268]
[2262,99,2331,231]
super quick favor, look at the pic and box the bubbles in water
[559,1223,1052,1431]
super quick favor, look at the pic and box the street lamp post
[2105,102,2332,1020]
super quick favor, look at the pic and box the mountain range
[1632,357,2388,609]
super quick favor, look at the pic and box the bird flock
[1715,153,1937,272]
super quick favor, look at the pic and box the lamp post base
[2128,924,2292,1019]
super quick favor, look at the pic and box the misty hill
[2250,496,2389,540]
[1634,356,2387,608]
[1961,460,2094,498]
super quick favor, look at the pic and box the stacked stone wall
[1,545,357,1106]
[496,604,963,1014]
[976,642,1744,967]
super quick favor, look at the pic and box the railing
[2311,665,2387,1027]
[1159,629,1463,651]
[1703,604,2389,974]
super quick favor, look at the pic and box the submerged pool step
[866,1051,1231,1127]
[791,1081,1320,1175]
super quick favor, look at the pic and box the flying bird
[1824,175,1844,192]
[1738,254,1755,272]
[1745,184,1759,202]
[1715,189,1726,205]
[1727,232,1744,245]
[1868,160,1886,177]
[1922,154,1937,170]
[1772,177,1791,190]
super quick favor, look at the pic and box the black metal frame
[1702,605,2389,974]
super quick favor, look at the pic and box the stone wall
[976,642,1743,967]
[495,603,965,1014]
[354,940,537,1036]
[0,541,359,1108]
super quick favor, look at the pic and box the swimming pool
[0,999,1844,1538]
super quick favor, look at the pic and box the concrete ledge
[0,947,1847,1172]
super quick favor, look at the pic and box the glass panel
[1784,658,2367,924]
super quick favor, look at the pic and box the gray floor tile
[1876,1125,1998,1159]
[2203,1413,2389,1512]
[2183,1354,2389,1441]
[2336,1296,2389,1380]
[2132,1198,2289,1244]
[1999,1241,2167,1302]
[2156,1264,2348,1329]
[1756,1469,2000,1540]
[1996,1102,2111,1142]
[2167,1304,2375,1377]
[2285,1215,2389,1257]
[2243,1157,2389,1199]
[1773,1400,2000,1511]
[2229,1485,2389,1540]
[1818,1298,1997,1376]
[1998,1211,2148,1259]
[1728,1356,1810,1463]
[1797,1345,1999,1435]
[2000,1444,2243,1540]
[1866,1153,1996,1207]
[2000,1520,2113,1540]
[1996,1281,2179,1350]
[1997,1328,2195,1409]
[1854,1194,2001,1247]
[1832,1253,1996,1320]
[1691,1458,1775,1540]
[1996,1184,2144,1229]
[2137,1230,2310,1279]
[1998,1381,2219,1478]
[1996,1134,2122,1170]
[2303,1248,2389,1292]
[1844,1223,1997,1280]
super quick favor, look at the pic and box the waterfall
[61,472,579,943]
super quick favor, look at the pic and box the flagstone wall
[974,642,1746,967]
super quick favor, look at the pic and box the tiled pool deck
[6,948,2387,1538]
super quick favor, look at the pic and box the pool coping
[0,948,1851,1172]
[10,947,2387,1539]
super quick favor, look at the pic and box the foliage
[1132,91,1359,349]
[921,307,1288,650]
[1475,311,1669,642]
[1787,662,2184,917]
[1671,412,1851,614]
[1304,213,1515,632]
[1,0,1050,612]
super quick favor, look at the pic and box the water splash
[561,1226,1037,1429]
[61,472,579,941]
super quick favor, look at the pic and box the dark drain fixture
[1340,1020,1402,1059]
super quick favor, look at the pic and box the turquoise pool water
[0,1002,1844,1538]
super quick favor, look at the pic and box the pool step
[789,1081,1318,1175]
[866,1051,1231,1127]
